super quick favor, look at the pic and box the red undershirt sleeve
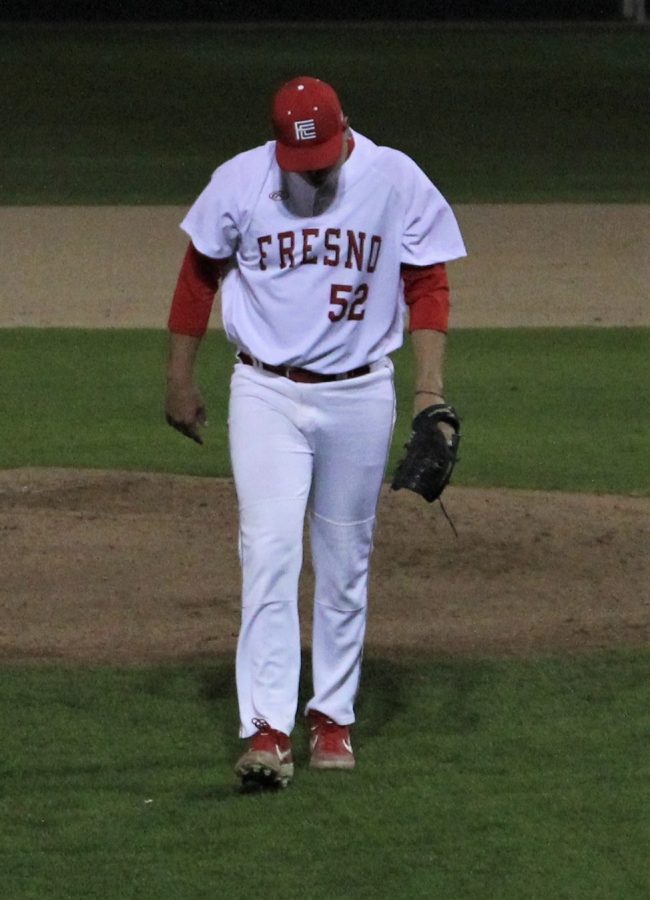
[167,242,230,337]
[401,262,450,334]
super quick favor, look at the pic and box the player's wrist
[413,391,445,418]
[414,389,444,400]
[166,367,195,385]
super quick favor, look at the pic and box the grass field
[1,23,649,203]
[1,327,648,494]
[2,653,650,899]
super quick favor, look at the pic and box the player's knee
[241,527,303,569]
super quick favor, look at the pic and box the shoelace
[252,717,272,734]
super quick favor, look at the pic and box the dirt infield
[1,205,649,328]
[0,204,648,665]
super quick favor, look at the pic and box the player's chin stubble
[301,167,338,188]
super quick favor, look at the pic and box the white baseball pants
[228,358,396,738]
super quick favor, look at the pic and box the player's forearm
[411,328,446,416]
[167,332,203,384]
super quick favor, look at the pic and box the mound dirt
[1,469,647,664]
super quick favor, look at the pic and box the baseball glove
[391,403,461,503]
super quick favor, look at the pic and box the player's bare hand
[165,379,207,445]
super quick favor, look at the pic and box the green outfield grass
[1,23,648,204]
[1,327,648,494]
[2,652,650,899]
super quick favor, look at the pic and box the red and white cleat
[235,718,294,789]
[308,710,356,770]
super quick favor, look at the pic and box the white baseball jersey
[181,130,466,374]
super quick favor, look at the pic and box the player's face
[300,128,350,188]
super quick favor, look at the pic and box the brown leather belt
[238,352,370,384]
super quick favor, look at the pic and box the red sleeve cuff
[402,262,450,333]
[167,243,229,337]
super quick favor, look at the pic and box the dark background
[0,1,630,23]
[2,22,648,204]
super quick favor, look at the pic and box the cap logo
[294,119,317,141]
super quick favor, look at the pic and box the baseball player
[165,76,466,789]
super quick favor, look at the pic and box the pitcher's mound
[0,469,647,664]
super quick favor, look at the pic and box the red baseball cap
[272,76,347,173]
